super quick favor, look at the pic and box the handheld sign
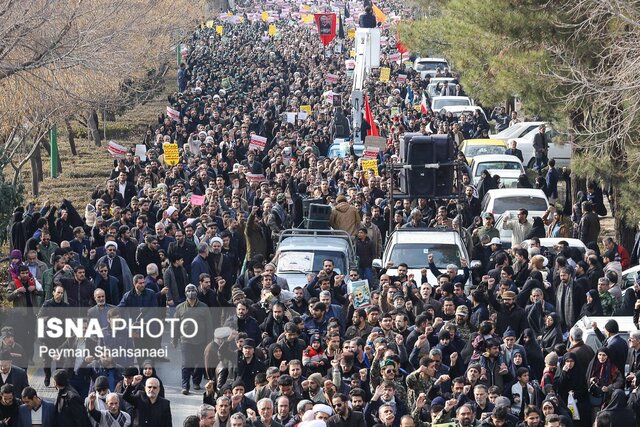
[163,143,180,166]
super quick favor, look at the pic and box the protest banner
[286,112,296,123]
[249,134,267,152]
[300,105,312,114]
[166,106,180,121]
[314,13,337,46]
[388,52,401,62]
[397,74,407,83]
[205,20,214,28]
[364,136,387,150]
[268,24,277,36]
[107,141,127,158]
[325,73,339,84]
[362,146,380,159]
[261,11,269,21]
[246,173,266,182]
[347,28,355,39]
[379,67,391,82]
[190,194,205,206]
[361,159,379,176]
[216,25,223,35]
[348,279,372,308]
[345,59,356,69]
[297,112,308,120]
[163,143,180,166]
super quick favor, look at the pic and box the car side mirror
[372,259,382,269]
[469,260,482,270]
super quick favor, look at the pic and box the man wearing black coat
[52,369,91,427]
[123,375,172,427]
[0,351,29,399]
[327,393,366,427]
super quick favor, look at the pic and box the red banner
[314,13,337,46]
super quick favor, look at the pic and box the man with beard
[229,301,261,344]
[278,323,305,362]
[261,302,290,344]
[288,287,308,315]
[168,228,197,279]
[304,302,330,336]
[208,237,234,300]
[487,280,527,337]
[555,267,585,331]
[237,339,266,393]
[345,309,373,340]
[327,393,366,427]
[174,284,213,395]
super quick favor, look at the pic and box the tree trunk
[614,186,634,250]
[65,118,77,155]
[30,142,41,196]
[87,109,101,146]
[569,110,587,201]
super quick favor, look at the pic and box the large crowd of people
[4,0,640,426]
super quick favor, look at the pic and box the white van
[413,57,450,79]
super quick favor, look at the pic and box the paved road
[27,337,205,426]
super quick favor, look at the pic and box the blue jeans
[359,267,375,284]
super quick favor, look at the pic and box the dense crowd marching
[4,0,640,426]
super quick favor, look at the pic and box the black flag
[338,14,345,39]
[344,3,350,18]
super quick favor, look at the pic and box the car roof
[471,154,523,164]
[432,96,470,101]
[440,105,482,112]
[389,229,461,244]
[485,188,547,198]
[278,236,350,251]
[520,238,586,249]
[575,316,636,334]
[415,57,447,62]
[463,139,506,146]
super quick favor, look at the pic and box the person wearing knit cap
[303,373,326,404]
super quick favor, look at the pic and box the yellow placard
[261,11,269,21]
[347,28,356,39]
[216,25,223,35]
[302,5,310,11]
[362,159,379,176]
[302,13,314,24]
[239,16,245,23]
[268,24,277,37]
[300,105,312,114]
[205,20,214,28]
[163,143,180,166]
[379,67,391,82]
[350,49,356,58]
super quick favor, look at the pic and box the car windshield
[466,145,505,157]
[415,61,448,72]
[328,146,364,158]
[493,196,548,213]
[388,243,461,269]
[433,98,471,109]
[475,162,522,175]
[278,250,346,274]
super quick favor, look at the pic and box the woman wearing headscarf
[580,290,603,317]
[586,347,623,414]
[134,359,166,398]
[555,352,590,427]
[267,342,286,369]
[477,170,497,201]
[600,389,636,425]
[540,313,563,355]
[518,328,544,382]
